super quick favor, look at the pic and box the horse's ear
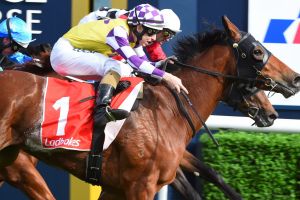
[222,15,242,42]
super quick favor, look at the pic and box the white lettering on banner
[1,0,47,36]
[5,0,47,3]
[5,0,23,2]
[44,137,81,147]
[6,9,22,17]
[26,0,47,2]
[26,10,42,34]
[0,9,42,34]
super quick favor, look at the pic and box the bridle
[223,31,274,120]
[173,31,277,116]
[173,31,275,88]
[224,83,261,120]
[169,31,277,146]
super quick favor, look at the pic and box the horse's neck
[133,79,221,146]
[173,47,233,135]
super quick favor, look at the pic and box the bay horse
[0,40,278,200]
[0,47,263,200]
[0,16,299,200]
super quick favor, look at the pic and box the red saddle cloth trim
[111,77,143,109]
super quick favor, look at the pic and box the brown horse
[0,40,277,200]
[0,45,264,200]
[0,16,299,200]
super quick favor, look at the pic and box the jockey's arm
[133,46,149,61]
[106,26,165,80]
[133,45,168,69]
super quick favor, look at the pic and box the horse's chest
[119,122,156,159]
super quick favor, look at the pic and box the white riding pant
[50,37,133,80]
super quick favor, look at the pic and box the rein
[173,59,267,85]
[181,91,219,147]
[169,87,219,147]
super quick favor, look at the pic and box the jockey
[50,4,188,127]
[146,9,182,61]
[80,7,181,61]
[0,16,33,67]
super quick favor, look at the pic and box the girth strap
[85,80,132,185]
[85,123,105,185]
[85,83,104,185]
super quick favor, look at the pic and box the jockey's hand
[162,72,188,94]
[155,56,178,68]
[165,55,178,64]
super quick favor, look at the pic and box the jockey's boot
[94,71,129,127]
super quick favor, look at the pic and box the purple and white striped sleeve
[133,46,149,61]
[106,26,165,78]
[134,45,164,68]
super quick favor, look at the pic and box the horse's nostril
[293,75,300,87]
[269,113,278,120]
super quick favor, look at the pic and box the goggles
[162,29,176,39]
[143,26,160,36]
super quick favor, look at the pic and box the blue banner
[0,0,71,45]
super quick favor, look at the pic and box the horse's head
[8,43,54,76]
[222,16,300,98]
[245,90,278,127]
[224,83,278,127]
[27,43,52,69]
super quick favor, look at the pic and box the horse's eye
[254,49,260,54]
[253,46,264,60]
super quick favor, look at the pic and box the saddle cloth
[40,77,143,151]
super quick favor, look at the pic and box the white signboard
[248,0,300,106]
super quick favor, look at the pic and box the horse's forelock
[173,29,228,63]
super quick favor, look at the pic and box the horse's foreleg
[0,152,55,200]
[181,151,243,200]
[170,167,202,200]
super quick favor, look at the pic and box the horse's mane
[173,29,228,63]
[11,57,53,76]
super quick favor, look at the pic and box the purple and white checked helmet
[127,4,164,30]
